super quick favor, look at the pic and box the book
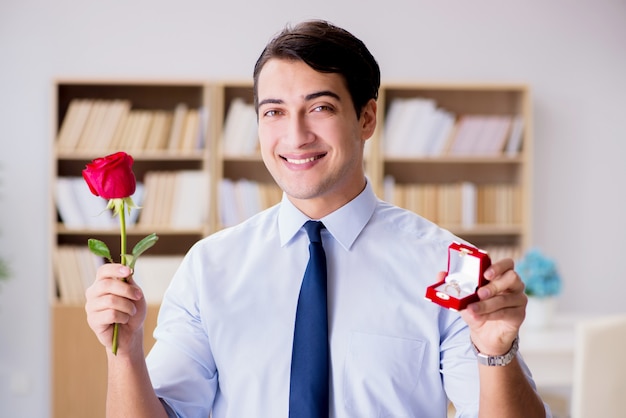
[384,97,437,157]
[55,177,86,229]
[77,100,110,151]
[112,110,140,151]
[219,178,239,227]
[461,182,477,228]
[137,172,159,226]
[92,100,132,152]
[235,179,262,221]
[52,246,79,304]
[382,175,396,203]
[474,115,512,155]
[437,183,461,225]
[405,98,438,156]
[447,115,486,156]
[133,255,184,304]
[240,105,259,155]
[424,109,456,156]
[169,170,210,228]
[195,106,210,150]
[52,246,104,304]
[56,99,94,152]
[53,246,87,304]
[167,103,189,151]
[163,172,178,226]
[144,110,173,151]
[136,170,207,228]
[258,182,282,209]
[382,98,406,157]
[476,183,519,225]
[128,110,154,152]
[109,107,131,151]
[72,246,103,299]
[222,99,258,155]
[179,109,200,152]
[505,115,524,156]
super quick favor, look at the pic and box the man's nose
[285,114,314,147]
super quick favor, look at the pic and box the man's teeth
[286,156,318,164]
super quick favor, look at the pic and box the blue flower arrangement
[517,248,562,298]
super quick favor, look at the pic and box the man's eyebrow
[305,90,341,102]
[258,98,283,108]
[257,91,341,108]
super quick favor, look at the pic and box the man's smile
[281,153,327,164]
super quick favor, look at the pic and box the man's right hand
[84,263,147,355]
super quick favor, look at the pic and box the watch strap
[471,335,519,366]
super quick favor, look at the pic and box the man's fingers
[87,264,143,302]
[469,291,527,314]
[483,258,514,281]
[479,260,524,300]
[96,263,132,281]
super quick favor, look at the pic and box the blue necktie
[289,220,329,417]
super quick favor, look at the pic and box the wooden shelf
[383,156,524,164]
[56,224,205,236]
[57,150,207,161]
[51,304,160,418]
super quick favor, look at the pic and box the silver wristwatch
[471,336,519,366]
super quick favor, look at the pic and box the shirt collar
[278,179,378,251]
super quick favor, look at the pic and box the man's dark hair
[253,20,380,118]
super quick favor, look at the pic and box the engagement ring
[444,280,461,297]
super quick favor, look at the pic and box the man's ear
[360,99,377,140]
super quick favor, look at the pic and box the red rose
[82,152,136,199]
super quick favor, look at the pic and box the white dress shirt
[146,181,542,417]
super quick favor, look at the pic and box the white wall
[1,0,625,416]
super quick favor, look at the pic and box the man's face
[256,58,376,219]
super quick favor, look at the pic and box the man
[85,20,550,417]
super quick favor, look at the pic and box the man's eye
[263,109,279,117]
[313,105,332,112]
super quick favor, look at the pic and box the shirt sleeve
[159,398,181,418]
[439,314,553,418]
[145,248,217,418]
[439,314,481,417]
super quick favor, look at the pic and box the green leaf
[132,233,159,259]
[127,233,158,269]
[125,254,136,269]
[88,239,113,262]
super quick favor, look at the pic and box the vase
[524,296,558,330]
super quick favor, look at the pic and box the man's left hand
[460,258,527,356]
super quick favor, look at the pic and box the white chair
[570,314,626,418]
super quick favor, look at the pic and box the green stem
[112,199,127,355]
[120,199,127,267]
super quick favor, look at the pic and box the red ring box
[425,242,491,311]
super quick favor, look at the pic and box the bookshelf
[373,83,532,259]
[50,80,532,417]
[50,80,215,418]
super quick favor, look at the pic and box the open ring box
[425,242,492,311]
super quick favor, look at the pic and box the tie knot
[303,220,324,243]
